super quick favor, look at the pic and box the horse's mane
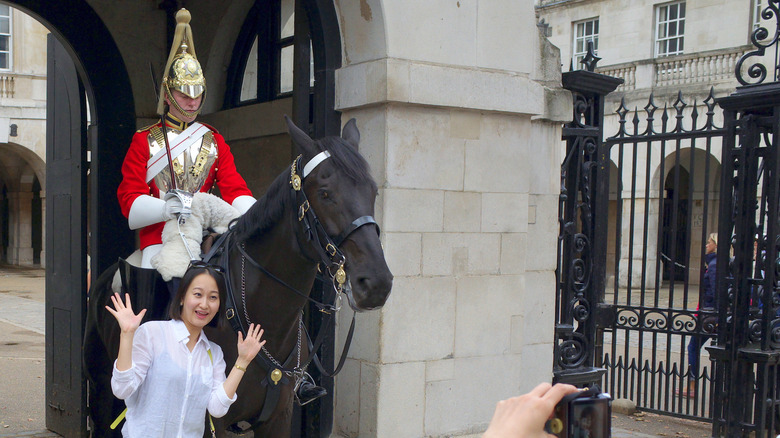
[231,135,377,242]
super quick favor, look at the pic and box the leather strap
[332,215,379,246]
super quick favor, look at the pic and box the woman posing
[107,263,265,437]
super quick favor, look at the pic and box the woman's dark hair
[168,263,226,329]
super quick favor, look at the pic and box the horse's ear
[341,118,360,149]
[284,115,317,156]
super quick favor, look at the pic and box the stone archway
[8,0,136,276]
[0,142,45,265]
[0,2,135,435]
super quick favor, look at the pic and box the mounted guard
[116,8,255,313]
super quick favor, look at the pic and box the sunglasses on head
[188,260,226,274]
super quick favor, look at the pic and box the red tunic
[117,122,253,249]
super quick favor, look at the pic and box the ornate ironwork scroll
[736,0,780,85]
[554,59,622,386]
[710,83,780,437]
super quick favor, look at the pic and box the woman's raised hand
[105,292,147,334]
[236,323,266,364]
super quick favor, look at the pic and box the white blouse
[111,319,236,438]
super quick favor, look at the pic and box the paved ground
[0,264,714,437]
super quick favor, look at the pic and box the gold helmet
[157,8,206,117]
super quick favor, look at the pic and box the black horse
[83,116,393,437]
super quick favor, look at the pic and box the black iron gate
[598,89,727,421]
[555,14,780,435]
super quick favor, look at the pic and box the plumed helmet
[157,9,206,117]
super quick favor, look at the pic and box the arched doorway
[4,1,135,435]
[0,142,45,266]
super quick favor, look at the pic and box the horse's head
[285,116,393,311]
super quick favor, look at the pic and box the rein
[206,150,380,396]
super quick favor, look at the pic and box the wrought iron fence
[600,89,727,421]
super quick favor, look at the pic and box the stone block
[464,115,530,193]
[380,276,456,363]
[518,343,554,384]
[383,232,422,277]
[481,193,529,233]
[477,0,534,73]
[500,233,527,275]
[340,302,380,362]
[384,0,477,66]
[455,275,524,357]
[527,121,563,195]
[510,314,524,354]
[424,355,526,436]
[336,58,548,116]
[340,107,388,186]
[334,359,361,437]
[525,196,560,272]
[422,233,501,276]
[520,271,557,345]
[375,362,426,438]
[406,62,546,116]
[358,362,380,436]
[386,107,465,190]
[444,191,482,232]
[383,188,443,232]
[450,109,481,140]
[336,0,388,65]
[426,358,455,382]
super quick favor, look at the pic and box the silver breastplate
[148,125,218,194]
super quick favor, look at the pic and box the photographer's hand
[483,383,579,438]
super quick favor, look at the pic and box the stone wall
[330,1,570,436]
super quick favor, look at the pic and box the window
[0,5,11,70]
[655,2,685,57]
[572,18,599,70]
[232,0,314,105]
[754,0,763,32]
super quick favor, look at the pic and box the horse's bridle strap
[303,150,331,177]
[333,215,379,247]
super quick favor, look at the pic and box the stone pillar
[7,190,34,265]
[330,2,572,435]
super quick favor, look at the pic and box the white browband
[303,151,332,177]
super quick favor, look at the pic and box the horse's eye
[319,190,330,200]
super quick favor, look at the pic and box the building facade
[4,1,574,436]
[0,6,47,266]
[537,0,758,289]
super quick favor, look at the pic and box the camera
[545,385,612,438]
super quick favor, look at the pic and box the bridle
[208,150,380,415]
[289,151,380,296]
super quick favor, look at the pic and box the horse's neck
[231,218,318,335]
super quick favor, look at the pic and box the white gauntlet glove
[163,196,183,221]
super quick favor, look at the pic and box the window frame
[224,0,313,107]
[572,17,599,71]
[655,1,686,58]
[0,5,12,71]
[753,0,763,32]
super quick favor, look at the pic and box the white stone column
[7,190,34,265]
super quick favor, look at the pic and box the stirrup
[294,372,327,406]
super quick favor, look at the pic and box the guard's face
[166,89,203,123]
[180,272,219,333]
